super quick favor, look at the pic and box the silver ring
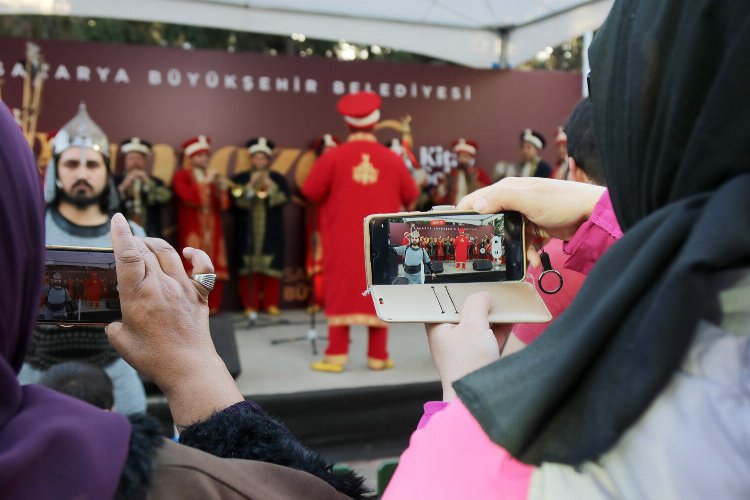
[191,273,216,292]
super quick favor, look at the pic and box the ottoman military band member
[114,137,172,237]
[302,91,419,373]
[232,137,290,320]
[172,135,230,315]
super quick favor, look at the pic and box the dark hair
[38,361,114,410]
[565,99,606,186]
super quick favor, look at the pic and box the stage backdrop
[1,37,582,309]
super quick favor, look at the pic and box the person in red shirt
[302,91,419,372]
[453,228,470,270]
[172,135,230,315]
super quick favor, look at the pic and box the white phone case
[364,212,552,324]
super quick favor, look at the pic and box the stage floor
[229,309,439,396]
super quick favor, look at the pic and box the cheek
[92,170,109,189]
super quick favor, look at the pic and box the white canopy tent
[1,0,613,68]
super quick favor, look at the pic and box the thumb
[459,292,492,331]
[105,322,137,361]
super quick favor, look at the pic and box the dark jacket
[231,170,290,276]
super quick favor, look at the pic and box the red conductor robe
[85,273,101,305]
[172,167,230,283]
[302,134,419,327]
[454,233,470,266]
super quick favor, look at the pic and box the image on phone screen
[369,211,525,286]
[39,247,121,325]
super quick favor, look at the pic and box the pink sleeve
[384,400,533,500]
[563,190,623,274]
[416,401,449,429]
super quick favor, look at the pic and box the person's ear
[569,157,593,184]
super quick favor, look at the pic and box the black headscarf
[0,105,131,497]
[455,0,750,465]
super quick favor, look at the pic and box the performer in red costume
[433,138,491,206]
[172,135,230,315]
[85,271,101,308]
[453,228,470,270]
[302,91,419,372]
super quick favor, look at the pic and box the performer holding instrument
[172,135,230,315]
[231,137,290,320]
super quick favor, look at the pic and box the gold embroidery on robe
[352,154,379,185]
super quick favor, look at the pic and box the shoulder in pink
[563,190,623,274]
[384,399,533,500]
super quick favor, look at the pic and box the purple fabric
[0,106,130,499]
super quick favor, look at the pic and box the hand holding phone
[426,292,511,402]
[457,177,606,267]
[105,214,243,427]
[364,209,551,324]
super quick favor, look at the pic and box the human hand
[426,292,511,401]
[457,177,604,267]
[106,213,243,427]
[249,171,263,187]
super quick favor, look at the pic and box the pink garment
[384,190,623,499]
[562,190,622,274]
[384,400,534,500]
[513,239,586,345]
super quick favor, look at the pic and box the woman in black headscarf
[384,0,750,497]
[0,105,369,497]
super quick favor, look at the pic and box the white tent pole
[582,30,593,97]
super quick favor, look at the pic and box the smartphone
[39,246,121,326]
[364,210,551,324]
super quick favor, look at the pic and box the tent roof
[0,0,613,67]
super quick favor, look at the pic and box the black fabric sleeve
[179,401,371,499]
[116,413,165,500]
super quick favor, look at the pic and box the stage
[146,309,442,466]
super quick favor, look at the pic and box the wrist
[162,353,244,429]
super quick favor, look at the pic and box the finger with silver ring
[191,273,217,293]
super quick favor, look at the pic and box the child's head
[39,361,115,410]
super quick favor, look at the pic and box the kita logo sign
[429,220,446,226]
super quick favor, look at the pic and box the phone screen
[369,211,525,286]
[39,247,121,325]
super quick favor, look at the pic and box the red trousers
[238,274,280,311]
[325,325,388,360]
[208,281,224,315]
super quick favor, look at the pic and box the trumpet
[210,173,246,198]
[214,171,271,199]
